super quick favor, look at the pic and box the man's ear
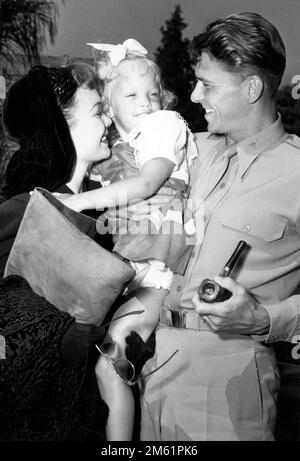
[246,76,264,103]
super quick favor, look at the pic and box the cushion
[4,188,135,325]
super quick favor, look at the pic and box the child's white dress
[96,110,198,289]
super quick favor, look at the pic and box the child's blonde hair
[93,50,177,110]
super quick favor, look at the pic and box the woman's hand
[104,187,177,223]
[126,188,177,221]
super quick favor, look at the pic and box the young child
[60,39,198,440]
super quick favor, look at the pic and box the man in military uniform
[140,12,300,441]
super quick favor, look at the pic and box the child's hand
[91,155,124,181]
[102,155,124,179]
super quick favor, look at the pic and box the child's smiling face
[109,67,162,139]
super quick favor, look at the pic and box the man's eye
[150,92,159,97]
[126,93,135,97]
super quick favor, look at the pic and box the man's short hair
[193,12,286,97]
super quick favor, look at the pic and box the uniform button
[226,148,234,157]
[220,182,226,189]
[203,215,208,222]
[191,249,196,257]
[243,224,251,232]
[176,285,182,292]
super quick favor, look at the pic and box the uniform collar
[235,115,285,178]
[210,115,285,178]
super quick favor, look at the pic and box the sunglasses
[96,309,178,386]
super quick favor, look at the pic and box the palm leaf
[0,0,63,67]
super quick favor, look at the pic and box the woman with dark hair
[0,63,114,440]
[0,62,112,273]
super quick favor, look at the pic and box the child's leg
[95,287,167,441]
[109,287,167,346]
[96,351,135,440]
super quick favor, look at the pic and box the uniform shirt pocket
[218,207,288,242]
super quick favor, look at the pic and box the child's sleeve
[130,110,187,169]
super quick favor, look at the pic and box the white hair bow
[86,38,148,66]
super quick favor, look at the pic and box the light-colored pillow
[4,188,135,325]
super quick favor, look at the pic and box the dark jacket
[0,180,112,276]
[0,180,113,441]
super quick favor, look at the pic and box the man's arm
[192,276,299,342]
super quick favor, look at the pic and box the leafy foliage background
[1,3,299,187]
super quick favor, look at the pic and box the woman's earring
[109,108,114,119]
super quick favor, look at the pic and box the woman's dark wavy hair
[192,12,286,97]
[1,62,103,200]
